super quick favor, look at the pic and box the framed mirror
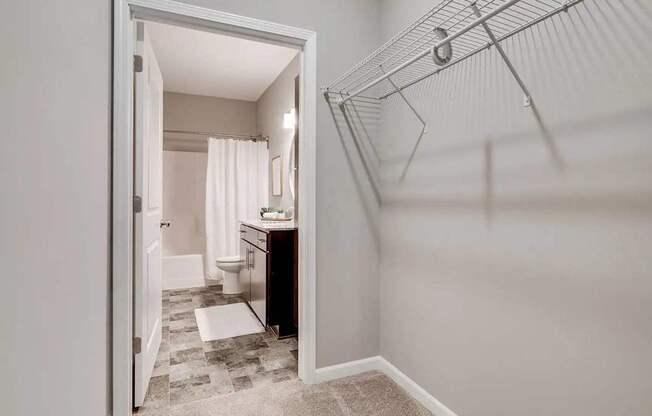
[288,138,295,200]
[271,155,282,196]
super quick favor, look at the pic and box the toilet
[215,256,243,294]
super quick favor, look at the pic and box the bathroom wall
[256,54,300,211]
[163,91,258,152]
[0,0,111,415]
[377,1,652,415]
[162,150,208,256]
[162,92,257,255]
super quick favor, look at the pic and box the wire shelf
[325,0,582,102]
[323,0,589,201]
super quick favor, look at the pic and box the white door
[133,22,164,408]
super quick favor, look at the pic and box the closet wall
[1,1,111,414]
[377,1,652,415]
[162,92,257,256]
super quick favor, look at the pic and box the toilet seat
[216,255,241,264]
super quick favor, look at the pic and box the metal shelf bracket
[324,91,382,203]
[380,65,429,182]
[470,2,562,168]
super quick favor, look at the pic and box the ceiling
[147,22,299,102]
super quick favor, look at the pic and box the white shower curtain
[205,138,268,279]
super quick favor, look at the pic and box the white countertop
[241,219,297,231]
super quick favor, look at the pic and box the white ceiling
[147,22,299,102]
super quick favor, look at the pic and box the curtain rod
[163,129,268,142]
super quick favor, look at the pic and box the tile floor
[134,285,430,416]
[135,285,299,414]
[167,370,432,416]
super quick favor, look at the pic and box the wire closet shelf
[325,0,582,102]
[323,0,584,200]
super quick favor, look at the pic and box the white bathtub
[162,254,206,290]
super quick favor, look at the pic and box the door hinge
[133,337,142,354]
[134,54,143,73]
[133,195,142,213]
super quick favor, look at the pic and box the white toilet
[215,256,243,295]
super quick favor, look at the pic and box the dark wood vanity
[238,222,297,338]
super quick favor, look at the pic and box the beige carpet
[157,370,431,416]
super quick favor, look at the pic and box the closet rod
[337,0,521,105]
[163,129,268,141]
[377,0,585,100]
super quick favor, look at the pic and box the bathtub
[162,254,206,290]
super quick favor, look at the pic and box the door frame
[112,1,318,414]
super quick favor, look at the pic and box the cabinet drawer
[240,224,268,251]
[255,231,267,251]
[239,224,257,244]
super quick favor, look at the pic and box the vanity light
[283,108,296,129]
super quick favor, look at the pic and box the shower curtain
[205,138,268,279]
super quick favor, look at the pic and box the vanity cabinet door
[239,239,251,302]
[250,246,267,326]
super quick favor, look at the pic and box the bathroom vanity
[239,221,297,338]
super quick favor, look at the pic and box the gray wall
[163,91,258,152]
[162,151,208,256]
[378,1,652,415]
[4,0,649,414]
[256,54,300,211]
[1,2,380,414]
[0,1,111,415]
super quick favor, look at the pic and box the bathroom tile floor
[134,285,299,414]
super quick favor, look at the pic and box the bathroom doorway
[135,19,298,412]
[112,2,317,415]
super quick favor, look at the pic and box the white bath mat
[194,303,265,342]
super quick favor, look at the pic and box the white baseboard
[313,356,458,416]
[312,356,383,384]
[377,357,458,416]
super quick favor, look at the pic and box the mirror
[288,138,295,200]
[271,155,282,196]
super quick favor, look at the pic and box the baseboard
[376,357,458,416]
[312,356,383,384]
[313,356,458,416]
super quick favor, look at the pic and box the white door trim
[112,1,318,414]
